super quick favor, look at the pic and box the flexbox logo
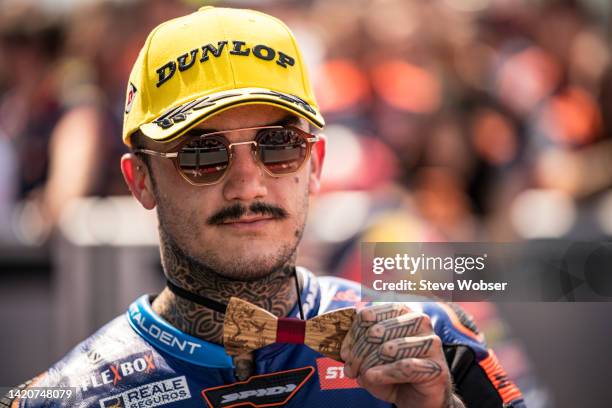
[202,367,314,408]
[81,352,156,393]
[98,376,191,408]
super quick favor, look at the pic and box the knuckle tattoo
[402,359,443,382]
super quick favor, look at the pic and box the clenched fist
[340,304,465,408]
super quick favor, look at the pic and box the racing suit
[3,268,525,407]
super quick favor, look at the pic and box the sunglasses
[133,125,320,186]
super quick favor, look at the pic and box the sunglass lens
[178,137,229,184]
[257,128,307,174]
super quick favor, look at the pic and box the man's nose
[222,143,268,201]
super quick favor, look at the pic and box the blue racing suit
[3,268,525,408]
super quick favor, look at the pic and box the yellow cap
[122,6,325,146]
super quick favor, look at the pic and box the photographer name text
[370,253,508,292]
[372,279,508,291]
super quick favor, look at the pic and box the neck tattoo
[151,239,299,345]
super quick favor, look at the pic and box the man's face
[140,105,321,280]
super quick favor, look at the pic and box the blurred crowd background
[1,0,611,407]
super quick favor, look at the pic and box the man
[4,7,525,408]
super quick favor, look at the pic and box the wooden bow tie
[223,297,356,362]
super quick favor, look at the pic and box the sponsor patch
[80,352,157,394]
[125,82,137,114]
[98,376,190,408]
[316,358,360,390]
[201,367,313,408]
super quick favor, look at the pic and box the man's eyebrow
[184,115,301,137]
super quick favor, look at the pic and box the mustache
[207,201,288,225]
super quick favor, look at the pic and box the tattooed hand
[340,304,465,408]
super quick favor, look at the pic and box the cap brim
[138,87,325,144]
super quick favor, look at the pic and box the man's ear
[121,153,157,210]
[308,134,326,195]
